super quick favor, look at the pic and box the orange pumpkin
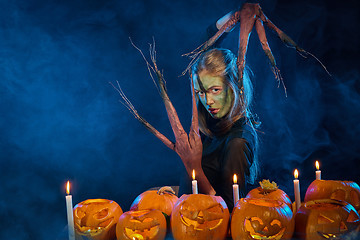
[246,179,292,210]
[130,186,178,217]
[231,198,294,240]
[304,180,360,213]
[171,194,230,240]
[116,209,166,240]
[294,199,360,240]
[73,199,123,240]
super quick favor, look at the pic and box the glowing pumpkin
[130,186,178,217]
[294,199,360,240]
[304,180,360,213]
[231,198,294,240]
[246,179,293,211]
[116,209,166,240]
[73,199,123,240]
[171,194,230,240]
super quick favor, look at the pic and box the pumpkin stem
[157,186,175,195]
[259,179,278,194]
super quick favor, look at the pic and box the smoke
[0,0,359,239]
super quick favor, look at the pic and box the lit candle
[233,174,240,206]
[65,181,75,240]
[192,169,198,194]
[315,161,321,180]
[293,169,301,211]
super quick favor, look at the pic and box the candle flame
[294,169,299,179]
[192,169,195,180]
[233,174,237,184]
[66,181,70,195]
[315,161,320,170]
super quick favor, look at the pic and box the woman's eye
[212,88,221,94]
[198,91,205,96]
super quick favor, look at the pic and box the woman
[179,47,259,210]
[115,9,260,211]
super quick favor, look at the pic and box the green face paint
[194,71,233,119]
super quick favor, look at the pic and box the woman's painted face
[194,71,233,119]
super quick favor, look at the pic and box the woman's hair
[191,48,259,184]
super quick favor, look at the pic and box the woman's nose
[206,94,215,106]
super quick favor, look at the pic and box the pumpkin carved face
[116,209,166,240]
[294,199,360,240]
[304,180,360,213]
[171,194,230,240]
[231,198,294,240]
[73,199,123,240]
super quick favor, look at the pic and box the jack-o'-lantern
[304,180,360,213]
[116,209,166,240]
[294,199,360,240]
[246,179,293,211]
[171,194,230,240]
[231,198,294,240]
[73,199,123,240]
[130,186,178,217]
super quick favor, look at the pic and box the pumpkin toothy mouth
[77,226,104,236]
[76,217,114,237]
[124,214,161,240]
[179,203,224,231]
[244,217,285,240]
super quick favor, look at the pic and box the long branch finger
[110,81,175,150]
[189,75,200,147]
[257,8,305,53]
[255,18,286,95]
[257,8,331,76]
[189,75,199,134]
[149,51,187,141]
[237,4,257,82]
[255,18,276,67]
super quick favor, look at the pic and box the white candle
[192,169,198,194]
[233,174,240,206]
[315,161,321,180]
[66,181,75,240]
[293,169,301,211]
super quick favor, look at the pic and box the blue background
[0,0,359,239]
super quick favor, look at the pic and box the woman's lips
[208,108,220,114]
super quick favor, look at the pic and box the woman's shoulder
[227,118,257,147]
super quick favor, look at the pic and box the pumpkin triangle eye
[318,214,335,224]
[346,210,360,223]
[340,221,348,231]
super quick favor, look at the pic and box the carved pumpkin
[246,179,293,211]
[304,180,360,213]
[130,186,178,217]
[73,199,123,240]
[231,198,294,240]
[294,199,360,240]
[171,194,230,240]
[116,209,166,240]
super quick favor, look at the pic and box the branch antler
[183,3,331,96]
